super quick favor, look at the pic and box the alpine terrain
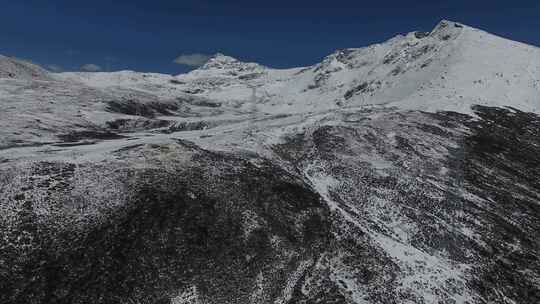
[0,20,539,304]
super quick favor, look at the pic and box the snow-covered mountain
[168,20,540,114]
[49,20,540,116]
[1,20,539,304]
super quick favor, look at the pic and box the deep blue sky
[1,0,539,74]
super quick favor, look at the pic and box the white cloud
[80,64,102,72]
[173,53,212,67]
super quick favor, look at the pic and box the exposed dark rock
[414,31,430,39]
[461,106,540,303]
[344,81,381,100]
[335,49,357,64]
[105,118,171,132]
[158,121,217,134]
[382,52,398,65]
[344,82,369,100]
[52,141,97,147]
[181,88,204,94]
[169,79,185,85]
[57,130,127,142]
[238,73,263,80]
[410,45,435,60]
[177,96,221,108]
[390,66,403,76]
[106,99,179,118]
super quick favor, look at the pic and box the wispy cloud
[80,64,102,72]
[173,53,212,67]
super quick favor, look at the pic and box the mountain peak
[200,53,240,69]
[428,19,466,41]
[432,19,464,31]
[196,53,267,74]
[211,53,239,63]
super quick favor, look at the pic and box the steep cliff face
[1,20,539,304]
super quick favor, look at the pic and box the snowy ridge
[0,55,50,80]
[166,20,540,114]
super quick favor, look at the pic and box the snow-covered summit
[430,19,465,38]
[201,53,235,68]
[183,52,268,77]
[198,53,267,71]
